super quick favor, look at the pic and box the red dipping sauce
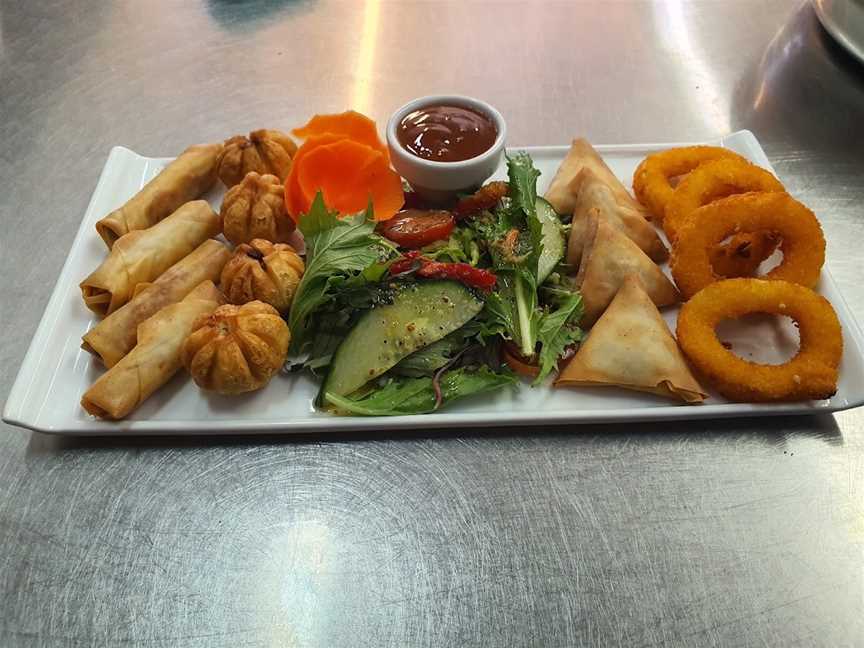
[397,104,498,162]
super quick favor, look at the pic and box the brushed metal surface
[1,1,863,646]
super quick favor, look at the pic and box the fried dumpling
[182,301,290,395]
[221,172,295,246]
[556,275,707,403]
[221,239,305,314]
[217,129,297,188]
[544,138,649,218]
[575,211,679,327]
[568,168,668,265]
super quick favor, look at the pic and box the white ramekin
[386,95,507,203]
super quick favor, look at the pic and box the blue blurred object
[205,0,311,30]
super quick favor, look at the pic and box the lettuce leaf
[534,290,584,384]
[288,193,395,353]
[324,367,517,416]
[483,268,541,355]
[478,154,546,357]
[507,152,543,277]
[391,326,476,377]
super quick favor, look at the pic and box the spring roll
[81,281,225,420]
[81,201,222,316]
[82,239,231,367]
[96,143,222,248]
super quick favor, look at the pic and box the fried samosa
[81,200,221,316]
[96,143,222,248]
[81,281,225,420]
[81,239,231,367]
[575,212,679,327]
[568,169,667,265]
[556,275,707,403]
[544,138,649,218]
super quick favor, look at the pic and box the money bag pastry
[220,239,304,314]
[217,129,297,187]
[182,301,290,395]
[221,172,295,245]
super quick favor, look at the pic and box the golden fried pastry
[81,281,225,419]
[569,168,667,265]
[221,239,304,314]
[575,211,679,327]
[216,129,298,187]
[82,200,221,316]
[545,138,649,219]
[96,143,222,248]
[82,239,231,367]
[182,301,290,394]
[557,275,706,404]
[221,172,294,245]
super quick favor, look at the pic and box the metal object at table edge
[812,0,864,64]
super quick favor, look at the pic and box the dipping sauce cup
[386,95,507,203]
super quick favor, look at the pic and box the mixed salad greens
[286,154,584,416]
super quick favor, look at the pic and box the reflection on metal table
[1,1,863,645]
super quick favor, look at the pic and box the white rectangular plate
[5,130,864,435]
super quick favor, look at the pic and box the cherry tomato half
[379,209,455,248]
[502,342,540,378]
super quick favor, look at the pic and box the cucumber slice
[536,197,565,283]
[322,281,484,400]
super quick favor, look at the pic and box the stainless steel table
[2,1,863,645]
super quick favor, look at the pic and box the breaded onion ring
[632,146,747,223]
[665,158,785,278]
[670,192,825,299]
[677,279,842,401]
[664,158,785,240]
[709,232,780,278]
